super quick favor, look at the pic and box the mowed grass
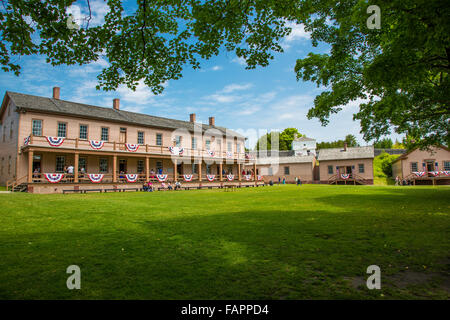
[0,185,449,300]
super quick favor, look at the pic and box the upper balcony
[22,135,254,162]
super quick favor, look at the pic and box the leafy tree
[374,152,400,177]
[317,134,358,149]
[294,0,449,148]
[392,139,405,149]
[255,128,302,151]
[374,138,393,149]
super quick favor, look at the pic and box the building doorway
[119,159,127,173]
[177,163,183,175]
[426,160,435,172]
[119,127,127,150]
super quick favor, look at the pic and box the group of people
[395,176,411,186]
[142,180,183,192]
[267,176,302,186]
[241,169,255,176]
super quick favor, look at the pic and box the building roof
[391,145,450,163]
[293,136,316,142]
[254,155,315,165]
[3,91,243,138]
[317,146,374,161]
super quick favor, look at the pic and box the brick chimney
[344,142,347,151]
[190,113,196,122]
[53,87,60,99]
[209,116,215,126]
[113,98,120,111]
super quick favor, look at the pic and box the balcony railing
[22,135,249,160]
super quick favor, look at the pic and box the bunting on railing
[46,136,65,147]
[207,150,215,157]
[24,136,30,146]
[226,174,234,181]
[156,174,168,182]
[243,175,252,181]
[45,173,64,183]
[341,173,350,180]
[440,171,450,176]
[125,174,139,183]
[89,140,105,150]
[126,144,140,152]
[257,175,263,181]
[226,152,233,159]
[168,146,184,155]
[206,174,215,182]
[245,153,253,160]
[88,174,104,183]
[183,174,193,182]
[429,171,440,177]
[413,171,426,177]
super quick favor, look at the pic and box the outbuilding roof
[317,146,374,161]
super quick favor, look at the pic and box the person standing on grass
[395,176,399,186]
[295,177,298,184]
[282,177,286,184]
[297,177,302,186]
[278,177,281,185]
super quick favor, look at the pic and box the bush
[374,152,400,178]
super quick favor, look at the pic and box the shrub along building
[317,145,375,184]
[391,146,450,185]
[0,88,260,193]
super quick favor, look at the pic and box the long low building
[0,88,260,193]
[317,145,375,184]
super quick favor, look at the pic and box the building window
[137,160,144,173]
[192,163,198,174]
[443,161,450,171]
[79,125,88,140]
[79,157,87,172]
[236,143,241,153]
[411,162,418,172]
[206,164,211,174]
[192,137,197,149]
[99,158,108,173]
[284,166,290,175]
[156,133,162,146]
[268,167,273,176]
[205,140,211,150]
[55,156,65,173]
[156,161,163,172]
[358,163,365,173]
[328,165,333,174]
[57,122,67,137]
[138,131,145,144]
[10,121,13,139]
[101,127,109,141]
[227,142,232,152]
[32,119,42,137]
[217,139,221,150]
[175,136,182,147]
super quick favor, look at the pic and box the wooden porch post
[113,155,117,183]
[238,162,241,181]
[174,159,177,182]
[219,162,223,181]
[253,162,257,181]
[27,150,34,183]
[145,157,149,182]
[74,152,79,183]
[198,161,202,181]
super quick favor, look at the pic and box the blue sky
[0,0,402,149]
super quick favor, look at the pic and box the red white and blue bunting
[206,174,215,182]
[243,175,252,181]
[257,175,263,181]
[440,171,450,176]
[226,152,233,159]
[413,171,426,177]
[341,173,351,180]
[183,174,193,182]
[429,171,440,177]
[156,174,168,182]
[226,174,234,181]
[88,174,104,183]
[126,144,140,152]
[45,173,64,183]
[24,136,30,146]
[46,136,65,147]
[89,140,105,150]
[168,146,184,156]
[125,174,139,183]
[207,150,215,157]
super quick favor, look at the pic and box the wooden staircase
[328,173,370,185]
[6,175,28,192]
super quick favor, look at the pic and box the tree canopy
[316,134,359,150]
[255,127,301,151]
[1,0,448,147]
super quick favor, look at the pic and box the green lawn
[0,185,449,299]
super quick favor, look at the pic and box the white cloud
[232,57,246,66]
[222,83,253,93]
[282,22,311,49]
[66,0,109,28]
[211,65,223,71]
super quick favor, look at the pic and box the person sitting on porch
[79,167,86,178]
[158,168,163,174]
[150,169,155,178]
[167,182,173,190]
[175,181,181,190]
[160,182,166,190]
